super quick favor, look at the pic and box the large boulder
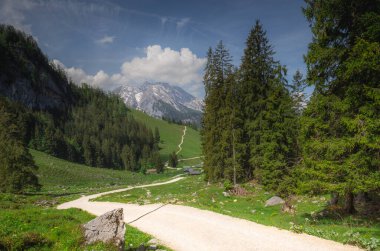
[83,208,125,250]
[265,196,285,207]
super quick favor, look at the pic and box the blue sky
[0,0,312,97]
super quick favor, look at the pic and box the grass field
[130,109,202,160]
[32,149,181,200]
[0,150,177,250]
[96,175,380,250]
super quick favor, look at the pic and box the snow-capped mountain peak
[114,82,203,124]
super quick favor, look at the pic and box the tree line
[0,25,164,192]
[201,0,380,213]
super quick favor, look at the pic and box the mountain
[114,82,204,125]
[0,25,72,111]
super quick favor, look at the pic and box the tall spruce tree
[0,98,40,193]
[300,0,380,213]
[240,20,298,190]
[202,41,236,181]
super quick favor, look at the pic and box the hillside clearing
[130,109,202,160]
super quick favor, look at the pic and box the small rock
[212,197,216,203]
[83,208,125,250]
[251,210,256,214]
[148,239,159,245]
[312,200,318,204]
[222,192,230,197]
[265,196,285,207]
[192,192,197,196]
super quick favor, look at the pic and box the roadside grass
[96,175,380,250]
[130,109,201,160]
[126,225,172,251]
[0,193,117,251]
[0,150,178,250]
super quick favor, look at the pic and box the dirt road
[58,177,360,251]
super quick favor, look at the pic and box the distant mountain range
[114,82,204,125]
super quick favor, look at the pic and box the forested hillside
[0,25,163,192]
[202,0,380,214]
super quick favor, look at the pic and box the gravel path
[58,177,361,251]
[176,126,187,155]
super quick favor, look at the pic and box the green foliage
[344,231,380,251]
[202,22,298,190]
[168,151,178,167]
[0,98,40,193]
[202,42,242,182]
[300,0,380,213]
[8,83,161,173]
[151,152,164,173]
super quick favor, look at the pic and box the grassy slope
[96,175,380,250]
[32,149,180,198]
[0,150,177,250]
[130,109,202,160]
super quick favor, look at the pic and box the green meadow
[130,109,202,160]
[0,150,177,250]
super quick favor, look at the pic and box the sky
[0,0,312,98]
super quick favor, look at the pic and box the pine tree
[152,152,164,173]
[240,20,298,190]
[154,127,160,145]
[121,144,137,171]
[168,151,178,168]
[0,98,40,193]
[300,0,380,213]
[201,41,235,182]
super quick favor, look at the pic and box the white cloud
[176,17,190,29]
[53,45,206,97]
[96,35,115,45]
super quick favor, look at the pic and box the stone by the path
[148,238,159,245]
[83,208,125,250]
[265,196,285,207]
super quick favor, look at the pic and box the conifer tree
[202,41,236,182]
[0,98,40,193]
[300,0,380,213]
[240,20,298,189]
[168,151,178,168]
[154,127,160,145]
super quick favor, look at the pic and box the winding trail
[58,177,360,251]
[176,126,187,155]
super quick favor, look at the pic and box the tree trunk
[344,192,356,214]
[328,193,339,206]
